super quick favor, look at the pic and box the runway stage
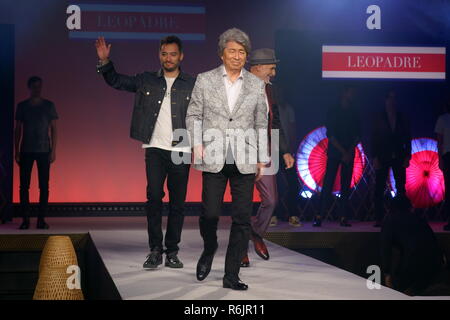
[1,217,449,300]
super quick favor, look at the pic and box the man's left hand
[256,163,265,181]
[283,153,295,169]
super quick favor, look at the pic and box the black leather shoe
[196,244,218,281]
[165,253,184,268]
[143,249,163,269]
[19,218,30,230]
[36,219,49,229]
[223,277,248,291]
[340,218,352,227]
[444,223,450,231]
[312,216,322,227]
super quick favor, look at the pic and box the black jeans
[374,158,407,222]
[442,153,450,223]
[145,147,190,255]
[19,152,51,219]
[319,155,354,219]
[201,163,255,281]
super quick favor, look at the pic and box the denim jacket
[97,61,196,145]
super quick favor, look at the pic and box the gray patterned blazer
[186,66,268,174]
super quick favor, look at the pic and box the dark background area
[277,28,450,158]
[0,24,15,221]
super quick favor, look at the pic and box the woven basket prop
[38,236,78,273]
[33,236,84,300]
[33,266,84,300]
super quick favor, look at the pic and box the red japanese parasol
[296,126,366,194]
[388,138,444,208]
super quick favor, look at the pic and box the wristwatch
[96,59,110,69]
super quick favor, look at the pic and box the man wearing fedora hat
[241,48,298,268]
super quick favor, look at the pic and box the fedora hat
[249,48,280,65]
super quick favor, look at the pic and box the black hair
[27,76,42,88]
[160,35,183,53]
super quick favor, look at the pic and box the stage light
[300,189,313,199]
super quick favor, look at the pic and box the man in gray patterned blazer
[186,28,268,290]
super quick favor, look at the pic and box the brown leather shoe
[240,254,250,267]
[252,234,269,260]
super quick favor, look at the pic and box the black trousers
[374,158,407,222]
[145,147,190,255]
[442,153,450,223]
[19,152,51,218]
[201,163,255,281]
[319,155,354,219]
[274,162,300,220]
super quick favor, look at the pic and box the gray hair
[218,28,251,56]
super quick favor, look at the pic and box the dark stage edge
[0,217,449,299]
[9,203,259,217]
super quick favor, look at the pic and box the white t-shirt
[434,113,450,155]
[142,76,191,153]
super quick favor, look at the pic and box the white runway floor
[1,217,448,300]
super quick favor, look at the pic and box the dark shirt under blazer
[266,83,290,156]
